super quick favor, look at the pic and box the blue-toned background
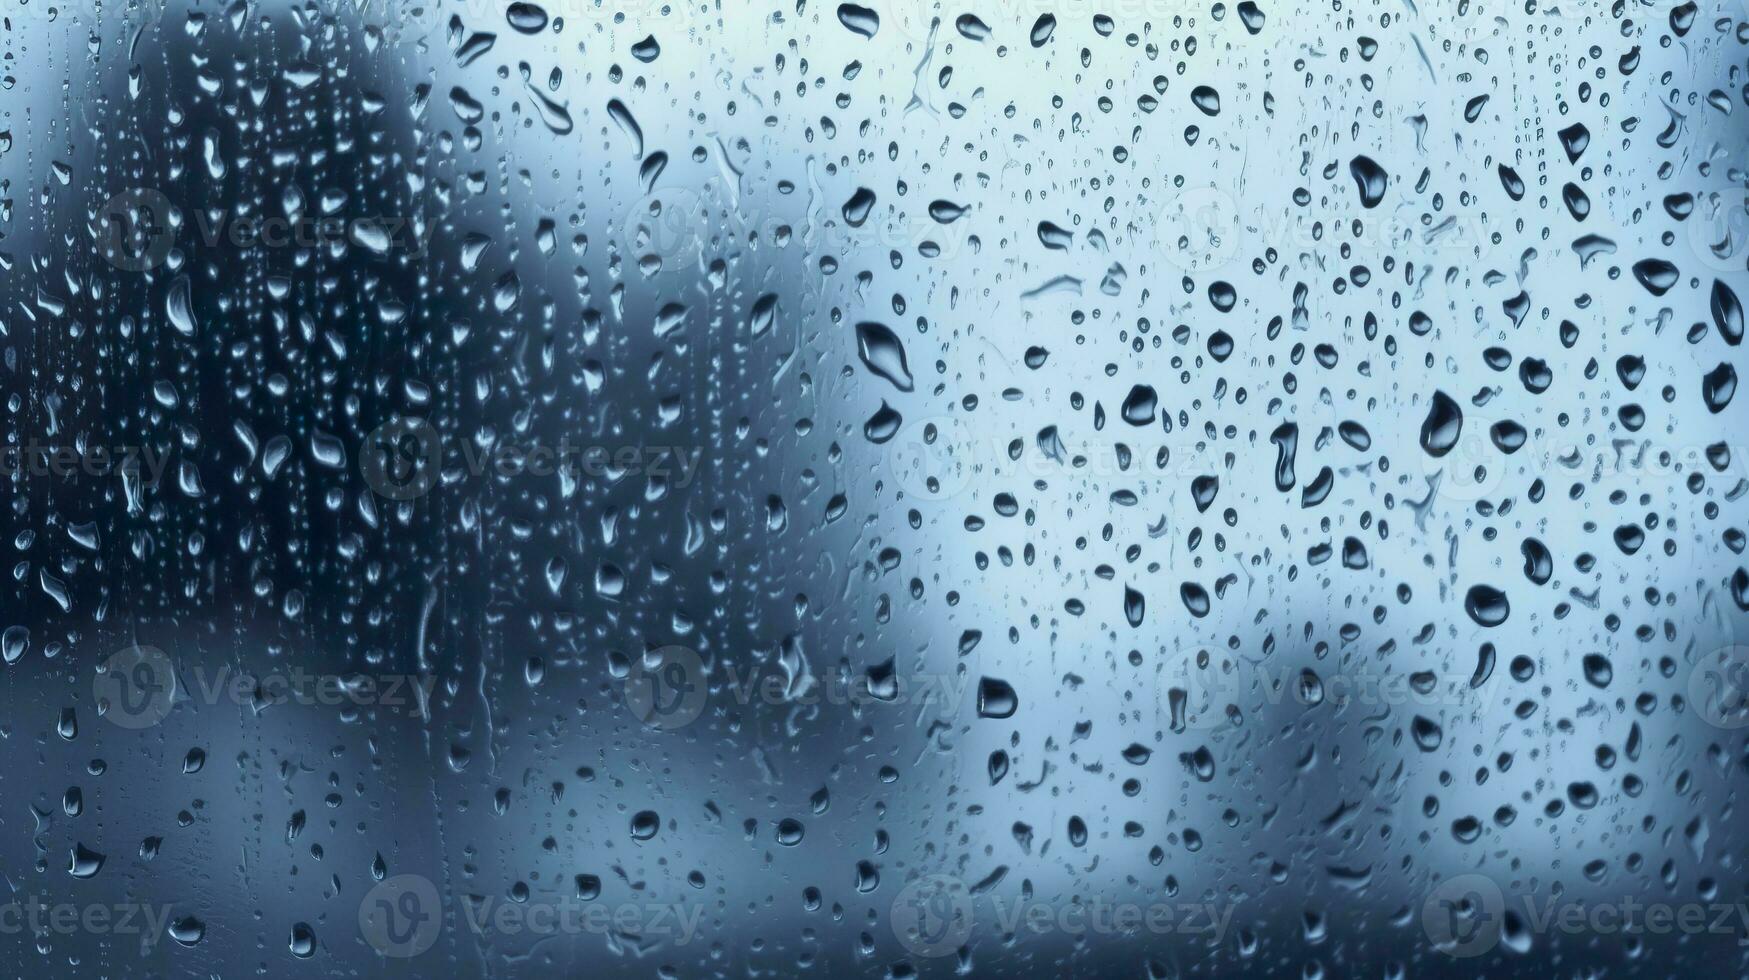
[2,0,1747,976]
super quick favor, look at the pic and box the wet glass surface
[3,1,1749,976]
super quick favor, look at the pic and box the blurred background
[1,0,1748,976]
